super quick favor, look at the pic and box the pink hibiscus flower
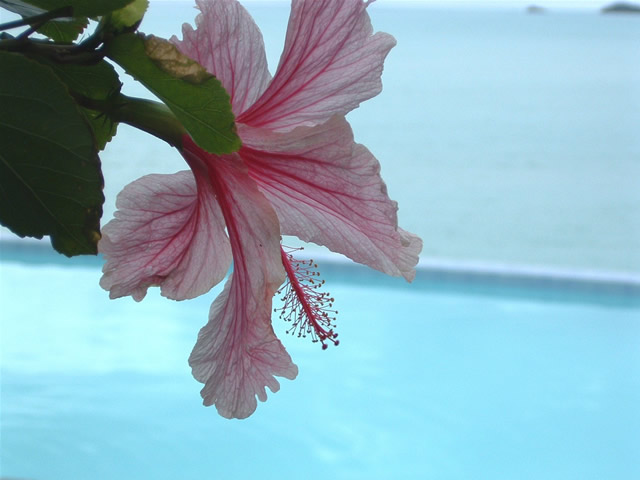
[99,0,422,419]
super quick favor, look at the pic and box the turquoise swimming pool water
[1,245,639,479]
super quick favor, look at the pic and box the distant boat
[526,5,546,14]
[601,2,640,13]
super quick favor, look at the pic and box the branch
[0,6,73,32]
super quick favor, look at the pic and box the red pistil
[275,246,339,349]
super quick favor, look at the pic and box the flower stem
[75,93,187,149]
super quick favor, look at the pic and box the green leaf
[31,59,122,151]
[0,0,87,42]
[34,58,122,101]
[107,33,240,155]
[37,17,88,43]
[82,107,118,152]
[107,0,148,30]
[0,0,134,18]
[0,52,104,256]
[0,0,48,18]
[0,0,134,41]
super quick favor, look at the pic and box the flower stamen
[275,246,339,349]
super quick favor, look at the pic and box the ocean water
[89,1,640,274]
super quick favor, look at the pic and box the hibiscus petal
[171,0,272,115]
[239,0,395,131]
[99,171,231,301]
[240,117,422,281]
[182,137,298,419]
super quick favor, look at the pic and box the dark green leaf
[0,0,87,42]
[107,0,148,30]
[107,33,240,155]
[0,0,134,18]
[83,108,118,151]
[0,0,134,41]
[32,59,122,150]
[0,0,48,18]
[37,17,88,43]
[0,52,104,256]
[37,58,122,101]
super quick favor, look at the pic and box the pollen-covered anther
[275,246,339,349]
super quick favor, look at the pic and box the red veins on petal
[238,0,396,131]
[100,0,423,419]
[99,171,231,301]
[239,118,422,281]
[171,0,272,115]
[181,135,297,419]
